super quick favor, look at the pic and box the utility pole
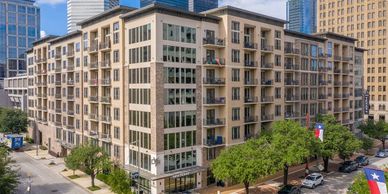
[35,121,39,156]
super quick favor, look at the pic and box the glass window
[18,25,26,36]
[18,5,26,13]
[27,15,35,26]
[18,37,26,47]
[8,25,16,35]
[8,4,16,12]
[27,7,35,15]
[18,14,26,25]
[8,48,17,58]
[27,27,35,37]
[8,36,16,46]
[8,12,16,24]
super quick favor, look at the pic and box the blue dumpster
[5,134,24,149]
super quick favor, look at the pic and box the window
[75,42,80,52]
[275,105,281,116]
[129,89,150,104]
[232,87,240,100]
[114,88,120,100]
[164,131,196,150]
[129,111,151,128]
[275,87,281,99]
[128,23,151,44]
[163,111,196,128]
[128,46,151,64]
[275,71,281,82]
[232,49,240,63]
[163,67,195,84]
[231,21,240,43]
[164,89,195,105]
[232,69,240,82]
[114,127,120,139]
[113,69,120,81]
[113,50,119,63]
[114,108,120,121]
[232,127,240,140]
[162,23,196,43]
[232,108,240,121]
[275,55,282,66]
[162,45,196,63]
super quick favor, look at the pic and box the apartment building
[317,0,381,120]
[3,73,28,111]
[27,4,362,193]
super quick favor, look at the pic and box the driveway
[12,152,87,194]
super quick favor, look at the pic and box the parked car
[309,164,324,173]
[339,161,358,173]
[301,173,324,189]
[354,155,369,167]
[278,185,301,194]
[375,149,388,158]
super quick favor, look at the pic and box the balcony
[203,136,225,148]
[261,114,274,122]
[318,66,327,72]
[285,112,300,119]
[100,79,111,86]
[244,116,258,123]
[89,96,98,103]
[334,69,341,74]
[37,93,47,97]
[89,79,98,86]
[203,118,225,127]
[342,107,350,112]
[284,47,300,55]
[319,80,327,86]
[55,80,61,86]
[334,55,342,61]
[243,41,257,50]
[285,79,299,86]
[261,63,274,69]
[55,108,61,113]
[244,96,258,104]
[67,50,74,57]
[203,77,225,85]
[285,95,300,102]
[343,56,353,61]
[55,93,61,99]
[99,40,111,50]
[67,95,75,101]
[318,95,327,100]
[90,41,99,53]
[66,124,75,131]
[261,96,274,103]
[319,109,328,114]
[55,67,62,73]
[90,61,98,70]
[261,79,273,86]
[204,97,225,105]
[261,45,274,52]
[67,80,74,85]
[285,64,299,71]
[100,96,111,104]
[244,79,258,85]
[334,81,341,86]
[89,131,99,138]
[67,110,74,115]
[37,69,47,75]
[88,114,99,121]
[334,94,342,99]
[342,93,350,98]
[55,54,62,60]
[100,61,111,69]
[67,65,74,72]
[244,61,258,68]
[36,58,47,63]
[100,115,111,123]
[342,120,351,125]
[202,37,225,47]
[333,108,342,113]
[100,133,112,142]
[54,121,62,126]
[203,58,225,66]
[342,70,350,74]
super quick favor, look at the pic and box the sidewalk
[23,148,113,194]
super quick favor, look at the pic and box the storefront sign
[364,91,369,115]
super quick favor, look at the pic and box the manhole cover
[51,189,58,192]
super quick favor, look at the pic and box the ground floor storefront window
[164,173,197,193]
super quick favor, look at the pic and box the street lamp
[130,140,141,194]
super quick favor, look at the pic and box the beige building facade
[3,73,28,111]
[27,4,363,193]
[317,0,380,121]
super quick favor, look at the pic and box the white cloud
[36,0,66,5]
[219,0,287,20]
[40,30,47,38]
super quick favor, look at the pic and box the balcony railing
[285,112,300,119]
[203,118,225,126]
[204,97,225,105]
[244,79,258,85]
[67,80,74,85]
[203,136,225,147]
[203,58,225,65]
[333,108,342,113]
[100,79,111,86]
[55,93,61,98]
[88,114,99,121]
[90,41,99,52]
[100,133,112,142]
[285,79,299,86]
[261,96,274,103]
[100,61,111,68]
[244,116,258,123]
[261,79,273,86]
[285,64,299,70]
[284,48,300,54]
[67,110,74,115]
[343,56,353,61]
[244,42,257,49]
[89,96,98,102]
[67,50,74,57]
[334,69,341,74]
[67,65,74,71]
[244,96,258,103]
[99,40,111,50]
[100,115,111,123]
[203,78,225,85]
[67,95,74,100]
[100,96,111,103]
[261,45,274,52]
[318,95,327,100]
[334,55,342,61]
[285,95,300,101]
[90,61,98,69]
[261,114,274,121]
[202,37,225,47]
[89,79,98,86]
[261,63,274,69]
[55,54,62,59]
[244,61,258,67]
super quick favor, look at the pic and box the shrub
[107,168,132,194]
[96,173,109,185]
[40,145,47,150]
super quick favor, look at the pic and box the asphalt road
[12,152,87,194]
[301,156,386,194]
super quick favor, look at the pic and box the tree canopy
[0,145,19,193]
[211,137,279,194]
[359,120,388,149]
[0,108,28,134]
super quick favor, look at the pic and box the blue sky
[38,0,286,37]
[38,0,140,36]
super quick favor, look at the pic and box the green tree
[361,137,374,154]
[271,120,315,186]
[0,108,28,134]
[337,129,362,161]
[65,143,110,187]
[64,146,81,176]
[211,137,278,194]
[359,120,388,149]
[107,168,132,194]
[0,146,19,193]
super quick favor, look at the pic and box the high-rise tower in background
[0,0,40,83]
[67,0,119,32]
[287,0,317,34]
[140,0,218,12]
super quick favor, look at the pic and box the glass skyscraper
[141,0,218,13]
[0,0,40,80]
[286,0,317,34]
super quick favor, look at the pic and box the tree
[107,168,132,194]
[64,146,81,176]
[361,137,374,154]
[211,137,279,194]
[0,146,19,193]
[271,120,316,186]
[0,108,28,134]
[359,120,388,150]
[65,143,110,187]
[337,129,362,161]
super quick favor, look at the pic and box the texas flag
[364,168,388,194]
[314,123,324,141]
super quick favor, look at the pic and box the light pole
[130,140,140,194]
[34,121,39,156]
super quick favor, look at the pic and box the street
[301,156,387,194]
[12,152,87,194]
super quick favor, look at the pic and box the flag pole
[305,112,310,177]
